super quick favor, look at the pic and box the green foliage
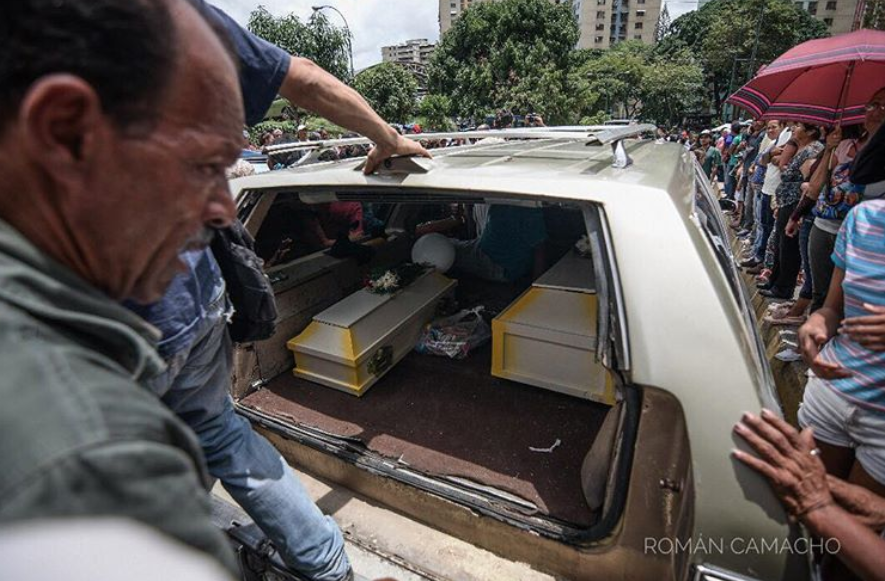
[863,0,885,29]
[428,0,593,124]
[417,95,457,131]
[659,0,829,116]
[579,111,609,125]
[353,63,419,124]
[579,41,704,126]
[247,6,351,83]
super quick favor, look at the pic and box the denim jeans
[145,295,350,581]
[724,165,738,199]
[753,192,775,262]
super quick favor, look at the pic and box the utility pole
[312,5,355,80]
[748,0,765,82]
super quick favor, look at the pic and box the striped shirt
[819,199,885,411]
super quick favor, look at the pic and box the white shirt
[761,128,793,196]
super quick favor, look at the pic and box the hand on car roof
[364,135,432,175]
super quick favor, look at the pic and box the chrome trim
[694,563,760,581]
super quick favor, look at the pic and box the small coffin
[287,271,457,396]
[492,252,614,404]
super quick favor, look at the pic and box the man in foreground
[0,0,242,570]
[127,3,429,579]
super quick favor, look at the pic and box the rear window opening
[235,190,636,541]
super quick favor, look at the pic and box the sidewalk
[730,227,808,425]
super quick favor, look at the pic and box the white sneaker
[775,348,802,362]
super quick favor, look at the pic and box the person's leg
[754,193,774,262]
[798,217,813,302]
[724,169,735,200]
[762,207,784,288]
[797,376,857,480]
[161,301,350,581]
[770,203,801,296]
[809,224,838,314]
[741,180,756,231]
[848,404,885,496]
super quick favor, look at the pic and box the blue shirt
[479,206,547,281]
[125,3,290,359]
[818,199,885,411]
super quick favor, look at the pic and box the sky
[213,0,441,71]
[213,0,696,71]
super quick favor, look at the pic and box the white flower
[376,271,400,291]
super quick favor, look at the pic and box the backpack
[210,219,278,343]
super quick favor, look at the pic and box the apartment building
[439,0,663,48]
[381,39,437,67]
[794,0,865,33]
[577,0,663,47]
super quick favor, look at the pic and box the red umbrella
[727,29,885,126]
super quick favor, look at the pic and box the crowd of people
[699,95,885,580]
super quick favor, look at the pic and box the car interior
[233,188,631,537]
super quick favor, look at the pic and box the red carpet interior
[241,344,610,526]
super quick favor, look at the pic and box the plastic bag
[415,307,491,359]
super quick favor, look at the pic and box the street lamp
[312,5,355,80]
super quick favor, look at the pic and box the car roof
[232,136,695,214]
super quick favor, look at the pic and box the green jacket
[0,218,234,571]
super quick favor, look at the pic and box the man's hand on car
[364,135,432,175]
[839,303,885,352]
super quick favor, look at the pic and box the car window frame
[691,165,780,410]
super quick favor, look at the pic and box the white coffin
[287,271,456,396]
[491,252,614,404]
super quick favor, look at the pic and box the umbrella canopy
[727,29,885,126]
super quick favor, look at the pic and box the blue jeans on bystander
[145,292,350,581]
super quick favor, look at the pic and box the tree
[417,94,456,131]
[353,63,419,124]
[659,0,828,117]
[863,0,885,29]
[427,0,594,125]
[247,6,351,83]
[655,3,671,43]
[580,41,704,126]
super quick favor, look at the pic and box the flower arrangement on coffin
[364,262,429,295]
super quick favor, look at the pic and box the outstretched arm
[280,57,430,174]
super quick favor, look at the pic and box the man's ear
[19,74,106,181]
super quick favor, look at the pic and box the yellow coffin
[287,271,456,396]
[492,252,614,405]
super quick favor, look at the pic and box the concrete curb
[730,226,808,425]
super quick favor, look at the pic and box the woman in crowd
[758,123,823,299]
[742,120,783,273]
[784,87,885,314]
[754,123,795,286]
[797,194,885,504]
